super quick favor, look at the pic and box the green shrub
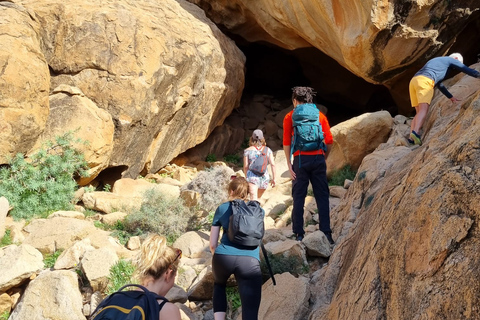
[0,230,13,247]
[223,154,242,166]
[0,311,10,320]
[328,165,357,186]
[261,253,308,278]
[226,286,242,314]
[181,166,234,212]
[44,250,63,268]
[106,259,136,295]
[94,220,136,245]
[0,132,88,220]
[206,154,217,162]
[124,189,190,243]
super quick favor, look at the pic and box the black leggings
[212,254,262,320]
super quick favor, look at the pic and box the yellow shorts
[409,75,435,107]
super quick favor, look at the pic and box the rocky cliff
[187,0,480,111]
[310,68,480,319]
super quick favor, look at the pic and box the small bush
[223,154,242,166]
[106,259,136,295]
[181,166,234,212]
[261,253,308,278]
[226,286,242,314]
[94,220,135,245]
[44,250,63,268]
[0,230,13,247]
[124,189,190,243]
[328,165,357,186]
[206,154,217,162]
[0,132,88,220]
[0,311,10,320]
[182,166,234,211]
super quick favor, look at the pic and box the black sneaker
[325,232,334,245]
[296,234,304,241]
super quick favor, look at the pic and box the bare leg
[257,188,266,199]
[410,105,418,133]
[248,183,258,201]
[412,103,429,133]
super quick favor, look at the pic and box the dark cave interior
[232,16,480,126]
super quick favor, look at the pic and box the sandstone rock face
[0,2,50,162]
[255,273,310,320]
[9,270,84,320]
[327,110,394,175]
[5,0,245,180]
[187,0,479,84]
[310,69,480,319]
[31,85,115,185]
[0,244,44,292]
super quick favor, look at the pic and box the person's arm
[243,152,249,177]
[209,226,221,254]
[283,145,296,180]
[160,302,181,320]
[283,112,296,180]
[268,149,276,187]
[451,61,480,78]
[437,82,454,99]
[325,144,332,160]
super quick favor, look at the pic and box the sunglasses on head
[169,248,182,269]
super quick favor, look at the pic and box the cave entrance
[238,42,398,126]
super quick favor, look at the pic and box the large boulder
[30,85,115,185]
[0,2,50,162]
[327,110,393,175]
[0,244,44,293]
[9,270,85,320]
[5,0,245,180]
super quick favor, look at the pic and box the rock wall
[310,65,480,319]
[1,0,245,180]
[187,0,480,111]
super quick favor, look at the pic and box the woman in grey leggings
[209,177,264,320]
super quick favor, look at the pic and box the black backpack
[228,199,265,247]
[249,146,269,176]
[227,200,276,285]
[89,284,168,320]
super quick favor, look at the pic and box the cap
[252,129,264,140]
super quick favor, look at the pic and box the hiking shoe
[296,234,304,241]
[410,131,422,145]
[407,138,415,145]
[325,232,334,245]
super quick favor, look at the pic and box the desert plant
[94,220,135,245]
[0,230,12,247]
[0,132,88,220]
[260,252,308,278]
[43,250,63,268]
[328,165,357,186]
[206,154,217,162]
[123,189,190,243]
[0,311,10,320]
[226,286,242,314]
[106,259,136,295]
[223,154,242,166]
[181,166,234,212]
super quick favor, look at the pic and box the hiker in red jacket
[283,86,334,244]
